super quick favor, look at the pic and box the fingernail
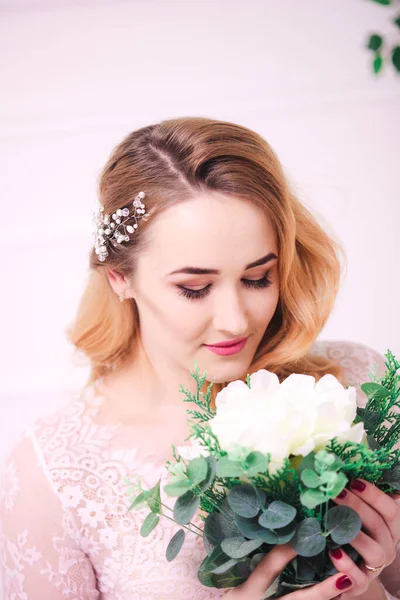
[330,548,343,560]
[336,489,347,499]
[350,479,366,493]
[336,575,352,590]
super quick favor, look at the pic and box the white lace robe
[0,341,399,599]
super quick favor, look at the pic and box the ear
[106,269,133,299]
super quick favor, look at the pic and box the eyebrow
[168,252,278,276]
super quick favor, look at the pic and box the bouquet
[126,350,400,598]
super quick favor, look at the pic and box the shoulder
[312,340,386,402]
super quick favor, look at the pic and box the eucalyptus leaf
[164,481,193,497]
[383,465,400,491]
[361,382,390,400]
[326,506,362,545]
[357,407,381,433]
[216,456,243,478]
[221,536,263,559]
[290,518,326,557]
[173,490,200,525]
[203,535,215,556]
[300,488,327,509]
[227,484,261,518]
[198,455,217,492]
[366,434,382,451]
[314,450,340,474]
[186,457,208,485]
[235,514,262,539]
[295,557,316,582]
[204,511,225,546]
[245,451,269,476]
[297,452,316,478]
[140,512,160,537]
[218,498,242,537]
[210,558,239,574]
[328,472,348,498]
[197,568,215,587]
[250,553,266,572]
[128,490,148,511]
[256,521,296,545]
[281,581,317,591]
[146,479,162,513]
[166,529,185,561]
[211,561,252,589]
[200,544,230,571]
[301,469,320,488]
[258,501,296,529]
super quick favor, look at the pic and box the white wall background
[0,0,399,465]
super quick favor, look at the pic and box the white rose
[208,369,364,473]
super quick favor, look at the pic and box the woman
[0,117,399,599]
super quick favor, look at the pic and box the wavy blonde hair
[68,117,345,397]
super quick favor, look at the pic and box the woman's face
[127,192,280,384]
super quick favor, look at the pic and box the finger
[329,543,373,594]
[236,544,296,600]
[333,486,395,558]
[389,492,400,505]
[280,573,354,599]
[348,479,400,540]
[347,530,387,574]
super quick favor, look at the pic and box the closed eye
[177,271,273,300]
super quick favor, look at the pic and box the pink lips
[204,337,248,356]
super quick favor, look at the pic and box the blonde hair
[68,117,344,394]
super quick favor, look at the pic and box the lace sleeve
[0,432,99,599]
[313,340,400,599]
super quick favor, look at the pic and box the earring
[119,292,125,302]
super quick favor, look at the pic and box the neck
[95,341,199,423]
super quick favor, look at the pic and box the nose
[212,287,249,337]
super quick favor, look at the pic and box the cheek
[138,288,207,341]
[251,288,279,325]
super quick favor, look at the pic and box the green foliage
[290,518,326,557]
[140,512,160,537]
[166,529,185,561]
[298,451,347,509]
[325,506,362,545]
[127,351,400,597]
[392,46,400,71]
[173,491,200,525]
[368,33,383,51]
[365,0,400,74]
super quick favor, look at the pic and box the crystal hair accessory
[93,191,149,262]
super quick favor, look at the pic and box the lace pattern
[0,340,398,599]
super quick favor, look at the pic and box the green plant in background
[366,0,400,74]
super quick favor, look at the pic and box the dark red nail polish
[330,548,343,560]
[336,575,352,590]
[336,489,347,499]
[350,479,366,492]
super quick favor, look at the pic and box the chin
[205,358,252,384]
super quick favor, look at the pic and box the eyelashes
[177,272,273,301]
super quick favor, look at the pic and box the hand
[329,478,400,596]
[224,544,353,599]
